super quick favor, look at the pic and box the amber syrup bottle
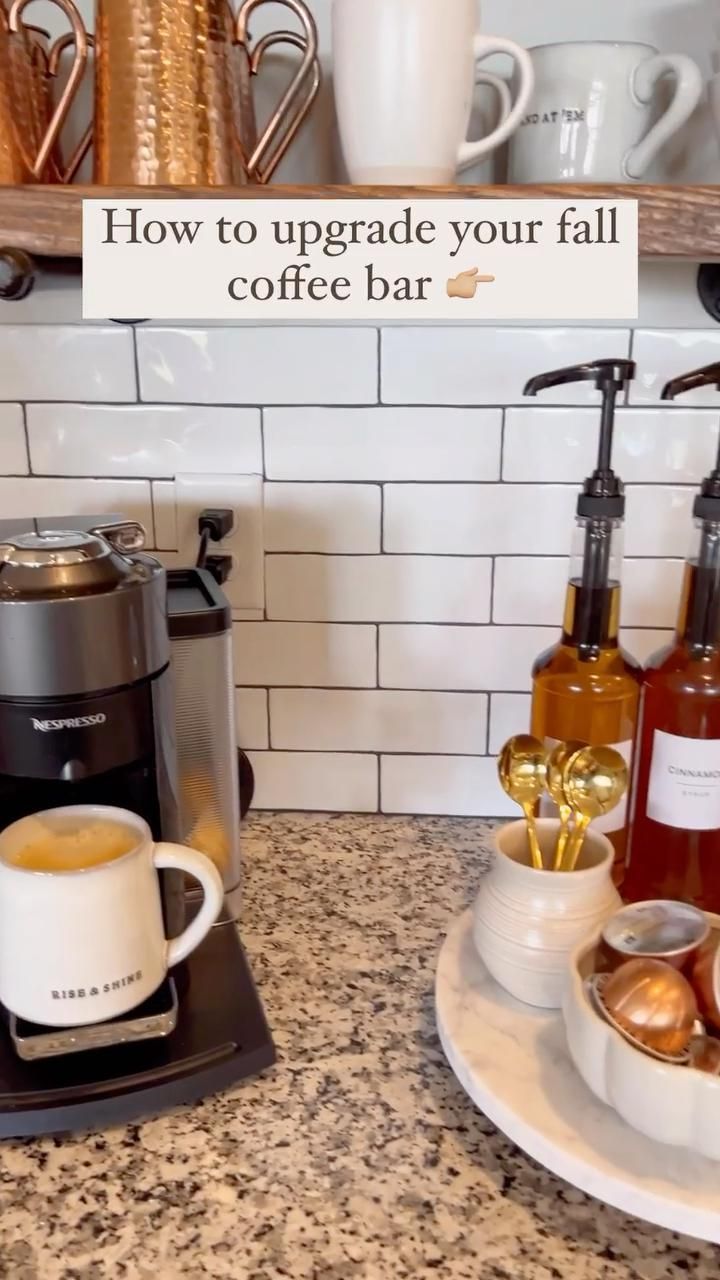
[626,361,720,911]
[525,360,641,884]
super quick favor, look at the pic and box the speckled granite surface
[0,813,717,1280]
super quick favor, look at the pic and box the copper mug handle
[8,0,88,180]
[49,30,93,183]
[235,0,319,180]
[250,30,320,183]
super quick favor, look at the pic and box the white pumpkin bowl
[563,931,720,1160]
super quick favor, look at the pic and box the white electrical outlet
[169,474,265,613]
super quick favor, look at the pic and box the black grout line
[19,403,31,476]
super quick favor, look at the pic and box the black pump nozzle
[663,362,720,518]
[523,359,635,518]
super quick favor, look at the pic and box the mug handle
[249,31,321,183]
[475,71,512,128]
[625,53,703,179]
[48,32,95,184]
[235,0,319,180]
[457,35,534,171]
[153,844,225,967]
[8,0,88,180]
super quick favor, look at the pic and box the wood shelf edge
[0,183,716,259]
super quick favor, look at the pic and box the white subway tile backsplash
[493,559,565,625]
[625,486,694,557]
[489,694,532,754]
[0,405,28,473]
[380,625,555,692]
[233,622,377,688]
[0,478,151,528]
[263,407,502,481]
[248,751,378,811]
[235,689,269,751]
[632,331,720,405]
[264,483,381,553]
[0,327,135,401]
[270,689,488,753]
[175,474,264,613]
[151,481,177,549]
[493,557,686,629]
[383,484,577,555]
[26,405,262,477]
[381,756,515,817]
[266,555,492,623]
[137,328,378,405]
[381,328,630,406]
[503,408,718,484]
[623,630,673,665]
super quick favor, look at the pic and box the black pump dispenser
[662,361,720,650]
[523,359,635,657]
[523,359,635,519]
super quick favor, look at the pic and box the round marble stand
[436,910,720,1243]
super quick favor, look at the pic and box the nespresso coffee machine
[0,519,274,1136]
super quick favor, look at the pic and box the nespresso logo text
[669,766,720,780]
[31,714,107,733]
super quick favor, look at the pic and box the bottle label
[646,730,720,831]
[539,737,632,834]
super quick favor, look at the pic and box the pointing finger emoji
[446,267,496,299]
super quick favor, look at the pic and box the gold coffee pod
[595,958,697,1060]
[692,938,720,1032]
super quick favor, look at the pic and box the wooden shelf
[0,183,717,259]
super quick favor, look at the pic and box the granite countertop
[0,813,716,1280]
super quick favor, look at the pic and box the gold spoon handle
[521,803,544,870]
[563,814,591,872]
[552,804,572,872]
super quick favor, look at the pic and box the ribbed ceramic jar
[473,818,620,1009]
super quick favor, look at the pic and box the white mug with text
[332,0,534,184]
[0,805,224,1027]
[508,42,703,183]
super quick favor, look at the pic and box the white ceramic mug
[508,42,703,184]
[0,806,224,1027]
[473,819,620,1010]
[332,0,534,184]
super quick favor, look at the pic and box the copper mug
[91,0,319,185]
[0,0,87,183]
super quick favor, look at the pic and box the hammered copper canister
[0,0,87,183]
[93,0,319,185]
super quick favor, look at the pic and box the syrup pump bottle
[524,359,641,883]
[625,361,720,910]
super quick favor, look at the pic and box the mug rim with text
[0,804,225,1027]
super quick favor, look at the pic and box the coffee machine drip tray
[10,979,180,1061]
[0,927,275,1138]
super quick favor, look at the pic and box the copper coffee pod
[594,958,697,1060]
[601,900,710,973]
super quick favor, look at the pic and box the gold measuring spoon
[546,740,584,872]
[562,745,628,872]
[497,735,548,871]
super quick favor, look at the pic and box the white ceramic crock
[472,819,620,1010]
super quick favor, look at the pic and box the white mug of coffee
[508,42,703,183]
[0,806,224,1027]
[332,0,534,184]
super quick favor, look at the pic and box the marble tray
[436,910,720,1243]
